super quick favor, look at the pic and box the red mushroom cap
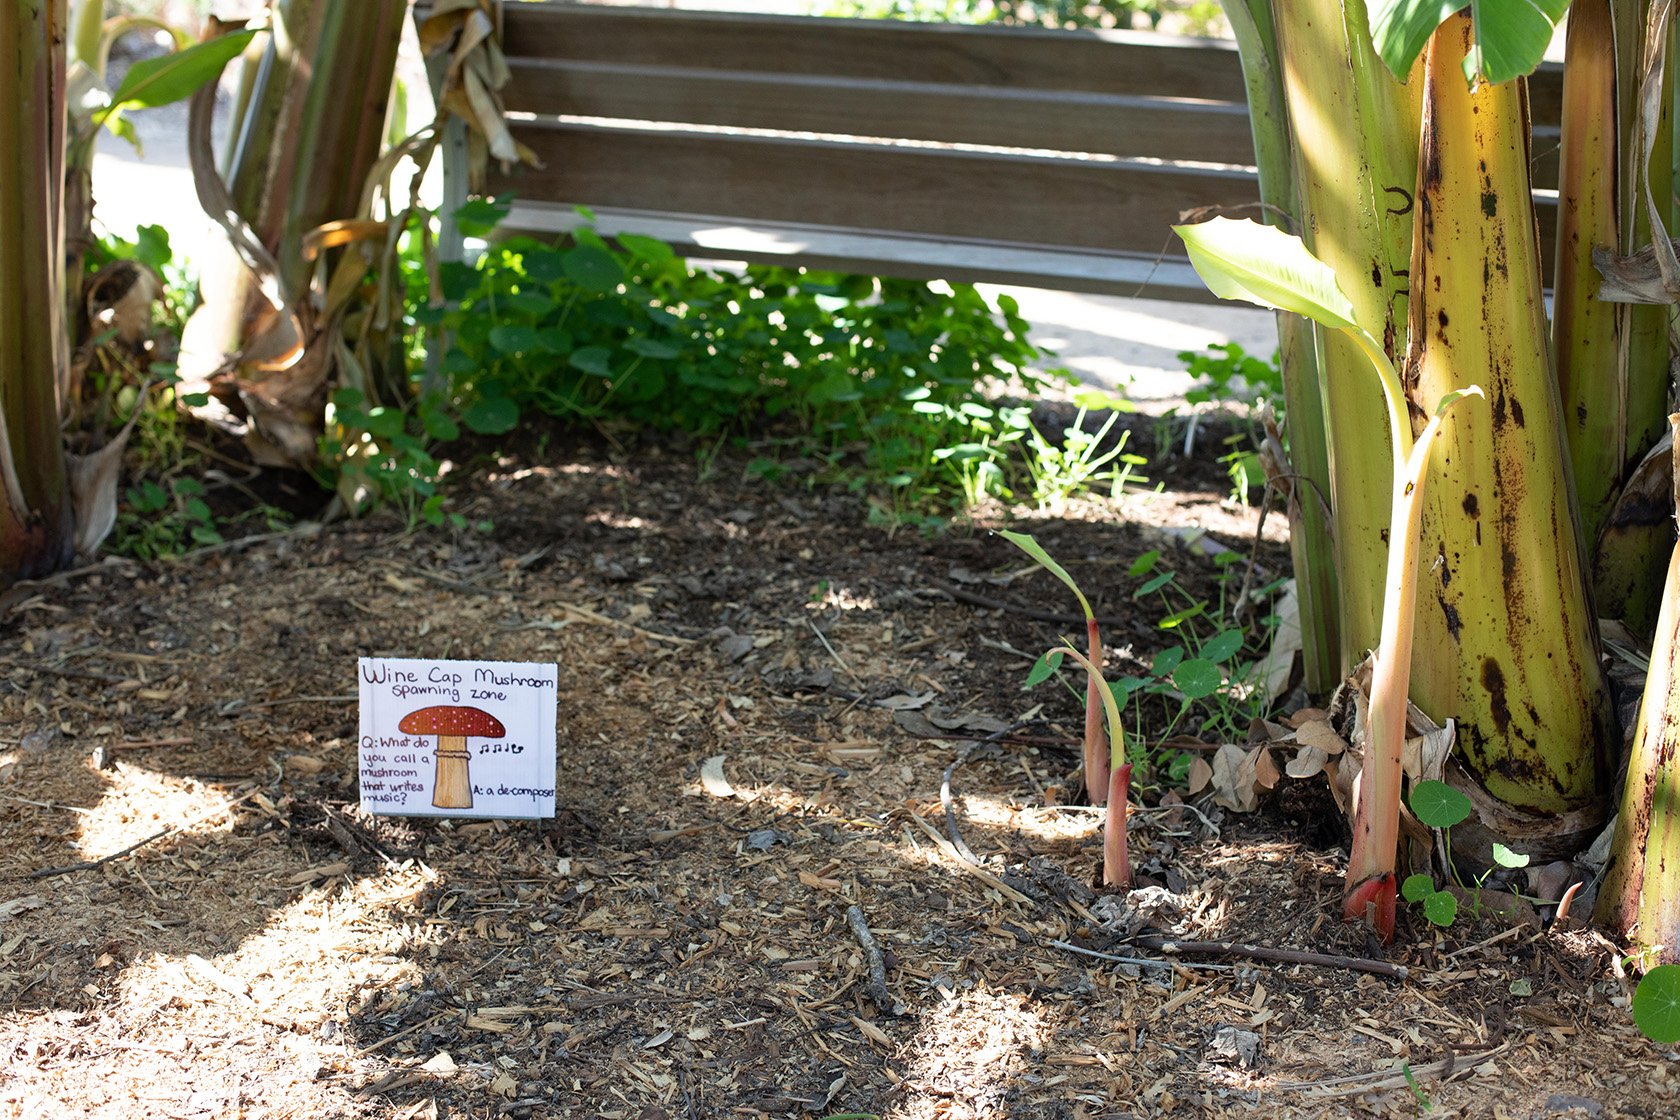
[398,705,505,738]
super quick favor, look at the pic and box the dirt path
[0,429,1671,1119]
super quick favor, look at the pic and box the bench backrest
[461,3,1564,299]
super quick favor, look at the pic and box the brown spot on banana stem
[1462,493,1478,517]
[1482,656,1511,734]
[1439,595,1462,641]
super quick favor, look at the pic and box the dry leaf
[1186,756,1213,795]
[1285,744,1329,780]
[1250,746,1280,791]
[699,755,734,798]
[1293,719,1347,756]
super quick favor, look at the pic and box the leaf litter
[0,426,1674,1118]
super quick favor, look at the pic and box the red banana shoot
[1342,388,1482,940]
[1049,646,1131,888]
[1000,530,1107,804]
[1105,762,1133,888]
[1084,618,1108,806]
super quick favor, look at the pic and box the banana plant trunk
[1595,416,1680,964]
[1592,0,1676,636]
[180,0,405,461]
[0,0,74,584]
[1274,0,1422,676]
[1405,14,1611,833]
[1223,0,1341,696]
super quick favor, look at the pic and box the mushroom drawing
[399,704,506,810]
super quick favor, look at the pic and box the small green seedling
[1401,779,1532,927]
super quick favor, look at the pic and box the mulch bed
[0,423,1674,1119]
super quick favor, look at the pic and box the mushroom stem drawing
[399,705,507,810]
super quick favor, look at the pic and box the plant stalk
[1274,0,1422,674]
[1406,12,1612,817]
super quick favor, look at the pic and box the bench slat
[494,121,1259,257]
[497,5,1564,124]
[497,203,1221,301]
[501,60,1257,164]
[500,5,1251,102]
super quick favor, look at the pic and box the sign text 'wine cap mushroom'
[398,705,507,738]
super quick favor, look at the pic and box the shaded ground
[0,421,1674,1119]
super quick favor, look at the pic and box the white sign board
[357,658,558,818]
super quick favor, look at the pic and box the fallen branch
[29,789,260,879]
[845,905,904,1017]
[1048,939,1236,971]
[1130,935,1409,980]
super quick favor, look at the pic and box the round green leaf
[1201,629,1245,664]
[569,346,613,376]
[1173,658,1221,701]
[617,233,675,263]
[1633,966,1680,1044]
[1151,647,1184,677]
[563,246,624,293]
[1491,842,1530,869]
[462,397,519,435]
[489,324,542,355]
[504,290,557,317]
[625,337,681,359]
[1410,779,1473,829]
[1401,874,1435,903]
[1422,890,1458,927]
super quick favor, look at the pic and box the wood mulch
[0,423,1675,1119]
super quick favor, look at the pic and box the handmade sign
[357,657,557,818]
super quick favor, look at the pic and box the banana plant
[1,0,74,583]
[1598,414,1680,964]
[1174,216,1481,940]
[1373,6,1612,834]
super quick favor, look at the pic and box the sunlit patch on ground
[895,988,1055,1119]
[72,763,242,860]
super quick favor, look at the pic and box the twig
[1130,935,1409,979]
[1275,1041,1510,1097]
[355,1010,453,1057]
[1047,939,1235,971]
[28,789,259,878]
[550,599,694,646]
[940,721,1038,864]
[905,813,1033,905]
[925,577,1127,627]
[806,618,863,686]
[164,522,324,563]
[0,794,94,815]
[1442,924,1525,960]
[109,737,194,750]
[845,905,904,1017]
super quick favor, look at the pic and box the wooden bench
[431,3,1564,302]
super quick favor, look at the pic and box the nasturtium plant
[1410,779,1474,830]
[1633,966,1680,1044]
